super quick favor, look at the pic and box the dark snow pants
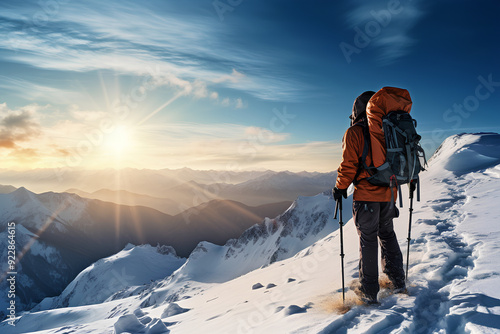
[353,201,405,301]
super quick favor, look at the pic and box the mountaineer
[333,90,409,304]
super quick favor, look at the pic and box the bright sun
[104,126,132,155]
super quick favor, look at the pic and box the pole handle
[417,178,421,202]
[398,183,403,208]
[339,197,343,221]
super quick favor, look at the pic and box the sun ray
[137,91,183,126]
[98,70,111,109]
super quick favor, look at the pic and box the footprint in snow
[252,283,264,290]
[283,305,308,316]
[275,306,285,313]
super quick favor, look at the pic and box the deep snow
[1,133,500,333]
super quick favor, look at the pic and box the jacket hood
[351,91,376,125]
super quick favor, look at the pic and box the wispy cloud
[213,69,246,84]
[345,0,424,64]
[218,96,246,109]
[0,76,83,104]
[0,1,300,101]
[235,98,246,109]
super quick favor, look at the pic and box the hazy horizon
[0,168,337,213]
[0,165,332,174]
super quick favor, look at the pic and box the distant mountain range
[65,188,180,215]
[0,187,290,318]
[0,168,276,195]
[0,168,336,213]
[0,185,15,194]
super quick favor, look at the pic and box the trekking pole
[334,197,345,302]
[405,180,416,281]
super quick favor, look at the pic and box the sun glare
[104,126,132,155]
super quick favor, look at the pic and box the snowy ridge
[34,244,186,311]
[1,133,500,333]
[2,187,91,231]
[0,224,68,317]
[0,188,96,317]
[168,192,351,285]
[431,132,500,175]
[0,187,76,233]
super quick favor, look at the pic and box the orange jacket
[335,123,397,202]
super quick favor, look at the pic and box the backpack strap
[352,122,376,185]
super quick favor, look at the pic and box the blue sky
[0,0,499,171]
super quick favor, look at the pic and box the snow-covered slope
[2,133,500,334]
[433,132,500,175]
[34,244,186,310]
[168,192,351,284]
[0,188,106,317]
[0,188,177,317]
[0,224,70,319]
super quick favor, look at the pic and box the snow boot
[350,280,379,305]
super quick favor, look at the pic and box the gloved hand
[333,187,347,201]
[409,181,417,193]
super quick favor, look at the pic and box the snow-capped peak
[156,191,352,287]
[428,132,500,175]
[34,244,186,311]
[10,186,36,203]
